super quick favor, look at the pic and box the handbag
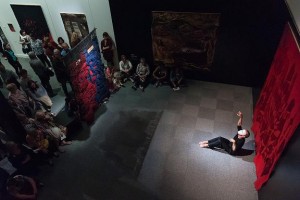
[46,67,55,77]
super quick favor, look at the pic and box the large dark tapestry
[64,29,109,124]
[252,23,300,190]
[11,5,51,39]
[151,12,220,71]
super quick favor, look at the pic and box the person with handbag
[28,51,54,97]
[19,30,32,54]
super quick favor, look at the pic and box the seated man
[199,111,250,155]
[119,55,133,83]
[132,58,150,92]
[153,62,168,87]
[170,67,183,91]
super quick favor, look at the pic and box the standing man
[0,62,20,89]
[52,49,71,96]
[28,52,54,96]
[199,111,251,155]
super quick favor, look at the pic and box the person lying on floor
[199,111,250,155]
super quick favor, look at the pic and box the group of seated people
[106,55,185,93]
[0,109,72,199]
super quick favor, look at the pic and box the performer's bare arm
[237,111,243,126]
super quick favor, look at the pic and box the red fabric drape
[252,23,300,190]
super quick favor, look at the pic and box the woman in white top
[119,54,133,83]
[19,30,31,54]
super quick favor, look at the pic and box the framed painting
[60,13,89,48]
[11,4,51,40]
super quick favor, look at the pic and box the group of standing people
[0,32,75,200]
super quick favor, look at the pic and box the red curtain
[252,23,300,190]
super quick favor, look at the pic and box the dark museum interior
[0,0,299,199]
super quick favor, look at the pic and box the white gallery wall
[286,0,300,35]
[0,0,116,59]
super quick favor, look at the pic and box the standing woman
[30,34,52,68]
[57,37,65,49]
[101,32,114,65]
[3,43,23,77]
[70,32,81,48]
[19,30,32,54]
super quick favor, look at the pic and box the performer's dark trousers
[208,137,231,153]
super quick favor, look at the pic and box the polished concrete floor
[0,58,257,200]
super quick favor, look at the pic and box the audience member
[6,142,38,177]
[43,36,59,61]
[26,128,58,165]
[3,43,23,77]
[132,58,150,92]
[30,34,52,68]
[101,32,114,65]
[61,43,70,57]
[6,175,38,200]
[0,62,20,89]
[28,52,53,96]
[153,62,168,87]
[0,37,6,59]
[19,30,32,54]
[34,111,71,146]
[19,69,31,94]
[57,37,65,49]
[6,83,33,118]
[27,80,52,112]
[119,55,133,83]
[70,32,81,48]
[105,66,119,93]
[52,49,71,96]
[170,67,183,91]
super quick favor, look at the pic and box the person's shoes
[120,83,125,87]
[129,77,134,83]
[173,87,180,91]
[123,78,128,82]
[155,82,159,88]
[132,86,137,90]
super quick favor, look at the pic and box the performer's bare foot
[199,141,208,148]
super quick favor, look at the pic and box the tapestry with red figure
[64,29,109,124]
[252,23,300,190]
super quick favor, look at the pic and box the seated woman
[170,67,184,91]
[152,62,168,87]
[27,80,52,112]
[26,128,59,165]
[132,58,150,92]
[6,175,38,200]
[119,55,133,83]
[5,142,38,177]
[105,66,122,93]
[34,111,71,146]
[6,83,34,118]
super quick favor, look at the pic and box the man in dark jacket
[28,51,54,96]
[52,49,71,96]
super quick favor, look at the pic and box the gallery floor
[1,58,257,200]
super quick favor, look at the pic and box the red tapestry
[252,23,300,190]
